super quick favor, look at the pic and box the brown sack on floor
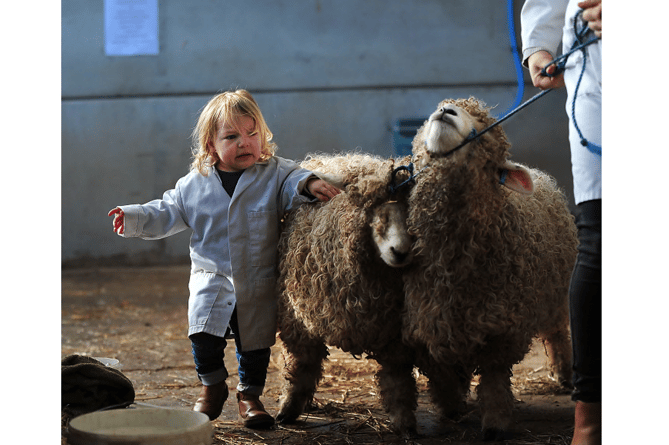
[61,354,135,418]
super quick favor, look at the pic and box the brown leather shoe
[237,392,275,428]
[193,381,229,420]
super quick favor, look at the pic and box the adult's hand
[527,51,565,90]
[578,0,602,37]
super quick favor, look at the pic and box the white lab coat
[521,0,602,204]
[119,156,317,351]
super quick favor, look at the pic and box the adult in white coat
[521,1,601,444]
[108,90,340,427]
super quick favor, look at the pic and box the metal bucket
[67,408,212,445]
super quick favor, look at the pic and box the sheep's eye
[444,109,457,116]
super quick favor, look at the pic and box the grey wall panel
[62,0,517,98]
[61,96,199,265]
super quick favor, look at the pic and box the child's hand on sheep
[108,207,125,234]
[306,177,341,202]
[527,50,566,90]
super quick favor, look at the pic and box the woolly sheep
[276,153,420,435]
[403,97,577,440]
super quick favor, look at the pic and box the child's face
[208,115,262,172]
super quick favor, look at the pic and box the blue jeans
[189,307,271,396]
[569,199,601,403]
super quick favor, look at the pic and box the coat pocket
[248,210,279,267]
[187,271,234,332]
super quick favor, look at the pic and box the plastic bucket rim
[68,408,211,441]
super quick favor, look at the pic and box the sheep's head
[303,153,414,268]
[424,102,480,157]
[413,97,534,196]
[370,199,413,267]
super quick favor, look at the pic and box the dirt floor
[61,265,576,444]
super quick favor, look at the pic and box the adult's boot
[571,401,601,445]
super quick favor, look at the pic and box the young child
[108,89,340,427]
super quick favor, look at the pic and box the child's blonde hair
[190,89,277,175]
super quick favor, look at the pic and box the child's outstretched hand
[306,178,341,202]
[108,207,125,234]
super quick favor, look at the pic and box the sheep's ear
[498,162,533,195]
[313,171,347,189]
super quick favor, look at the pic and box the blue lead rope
[389,162,416,195]
[542,9,601,156]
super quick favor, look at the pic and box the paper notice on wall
[104,0,159,56]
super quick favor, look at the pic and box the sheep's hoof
[398,427,419,440]
[482,427,513,442]
[389,419,418,439]
[388,424,418,439]
[441,401,467,421]
[558,376,574,390]
[550,369,573,390]
[275,411,299,424]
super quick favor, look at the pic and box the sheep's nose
[441,107,457,116]
[391,247,408,262]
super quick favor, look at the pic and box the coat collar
[205,157,273,201]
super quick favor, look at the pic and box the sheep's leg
[542,328,573,389]
[425,363,471,422]
[415,349,470,421]
[476,363,515,441]
[374,350,418,437]
[276,337,328,423]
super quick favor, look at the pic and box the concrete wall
[62,0,573,266]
